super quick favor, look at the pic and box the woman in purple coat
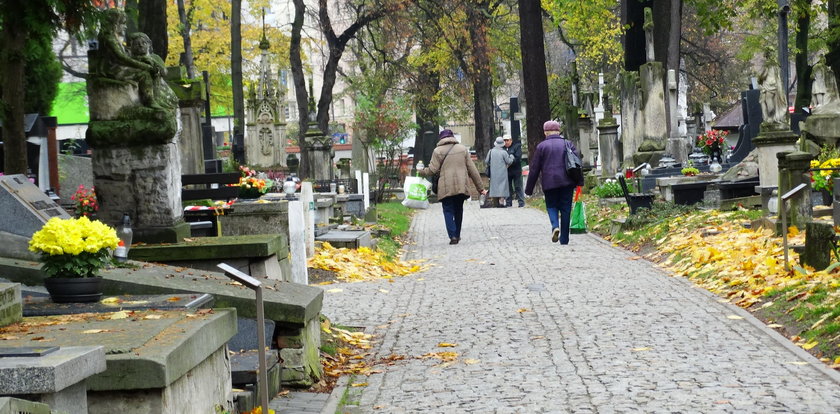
[524,120,584,244]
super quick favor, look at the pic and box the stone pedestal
[0,283,22,327]
[0,346,107,414]
[777,150,814,232]
[93,143,189,243]
[753,127,798,189]
[597,119,621,177]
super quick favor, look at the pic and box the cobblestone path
[321,201,840,413]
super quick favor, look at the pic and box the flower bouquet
[810,158,840,192]
[696,130,729,157]
[70,185,98,217]
[29,217,120,302]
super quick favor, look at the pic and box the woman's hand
[481,189,488,195]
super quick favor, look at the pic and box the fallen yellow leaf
[350,382,368,387]
[437,342,458,348]
[726,315,743,320]
[326,288,343,293]
[110,311,130,320]
[82,329,110,334]
[802,341,819,350]
[101,297,121,304]
[143,314,162,320]
[517,308,530,313]
[631,347,651,352]
[463,358,480,365]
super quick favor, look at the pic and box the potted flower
[235,165,272,199]
[28,216,119,303]
[810,157,840,205]
[681,167,700,177]
[70,185,98,217]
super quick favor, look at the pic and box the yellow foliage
[308,242,428,282]
[658,212,837,313]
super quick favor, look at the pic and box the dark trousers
[440,194,468,239]
[506,173,525,206]
[544,186,575,244]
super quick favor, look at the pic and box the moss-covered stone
[129,234,287,262]
[87,106,178,148]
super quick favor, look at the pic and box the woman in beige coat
[419,129,486,245]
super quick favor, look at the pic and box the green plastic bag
[570,200,586,234]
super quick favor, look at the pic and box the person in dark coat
[524,120,584,244]
[418,129,487,245]
[503,135,525,207]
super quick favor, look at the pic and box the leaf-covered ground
[583,198,840,369]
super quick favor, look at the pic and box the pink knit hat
[543,120,561,131]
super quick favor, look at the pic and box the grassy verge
[372,200,415,260]
[539,194,839,368]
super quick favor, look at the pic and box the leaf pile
[633,210,840,365]
[308,242,427,283]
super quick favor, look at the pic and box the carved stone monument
[619,8,668,168]
[802,57,840,149]
[666,69,691,163]
[245,31,287,168]
[752,50,798,192]
[86,9,188,243]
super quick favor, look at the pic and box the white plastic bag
[401,176,431,209]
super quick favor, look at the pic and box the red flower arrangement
[696,129,729,156]
[70,185,98,217]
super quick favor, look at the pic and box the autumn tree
[165,0,291,120]
[289,0,393,178]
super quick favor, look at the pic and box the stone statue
[811,56,840,115]
[758,51,788,127]
[85,8,178,148]
[127,32,178,111]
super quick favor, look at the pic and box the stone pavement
[306,200,839,412]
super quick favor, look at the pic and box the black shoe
[518,202,525,208]
[449,238,459,245]
[505,202,513,207]
[551,228,560,243]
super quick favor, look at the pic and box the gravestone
[245,34,287,168]
[0,174,71,260]
[802,60,840,149]
[0,283,21,327]
[729,89,761,164]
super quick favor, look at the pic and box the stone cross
[643,8,655,63]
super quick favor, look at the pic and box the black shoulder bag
[431,145,456,194]
[565,139,584,183]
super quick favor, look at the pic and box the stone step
[0,283,21,328]
[0,396,52,414]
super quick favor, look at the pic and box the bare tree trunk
[466,3,493,158]
[176,0,195,78]
[793,0,812,113]
[518,0,550,161]
[290,0,310,178]
[1,2,28,174]
[622,0,653,71]
[231,0,245,163]
[138,0,168,61]
[314,0,386,135]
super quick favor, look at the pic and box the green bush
[591,179,635,198]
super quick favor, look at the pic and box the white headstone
[287,200,309,285]
[300,182,315,257]
[354,170,363,194]
[362,172,370,212]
